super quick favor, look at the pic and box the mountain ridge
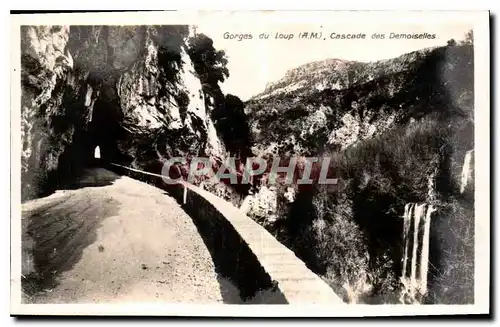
[250,46,440,101]
[245,44,473,156]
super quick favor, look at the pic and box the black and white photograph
[10,11,490,316]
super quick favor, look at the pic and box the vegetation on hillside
[246,43,474,156]
[187,33,253,160]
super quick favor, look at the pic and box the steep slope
[252,48,437,100]
[246,45,473,155]
[21,168,241,304]
[21,25,225,201]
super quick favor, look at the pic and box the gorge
[20,25,475,304]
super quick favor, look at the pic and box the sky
[196,22,471,101]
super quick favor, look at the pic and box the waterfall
[401,203,412,278]
[419,204,435,294]
[460,150,474,193]
[400,156,440,301]
[410,204,424,285]
[401,202,435,296]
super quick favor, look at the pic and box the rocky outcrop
[21,26,76,201]
[243,41,475,304]
[252,49,438,100]
[21,25,226,201]
[240,185,279,224]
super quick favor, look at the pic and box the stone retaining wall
[109,163,344,304]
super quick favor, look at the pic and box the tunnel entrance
[86,79,127,167]
[41,86,123,197]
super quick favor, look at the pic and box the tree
[461,29,474,46]
[187,34,253,160]
[187,33,229,99]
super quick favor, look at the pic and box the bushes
[213,94,253,160]
[426,197,474,304]
[311,187,371,303]
[187,33,229,96]
[327,115,453,203]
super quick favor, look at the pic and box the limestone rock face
[20,25,225,201]
[240,186,279,224]
[21,26,78,200]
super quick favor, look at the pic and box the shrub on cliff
[310,184,371,303]
[187,33,228,103]
[187,34,253,162]
[425,197,474,304]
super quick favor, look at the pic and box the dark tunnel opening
[87,98,123,165]
[35,82,126,199]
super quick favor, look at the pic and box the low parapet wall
[108,163,344,304]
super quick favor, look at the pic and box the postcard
[10,10,490,317]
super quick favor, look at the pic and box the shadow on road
[163,191,288,305]
[21,169,122,302]
[59,168,121,190]
[104,163,289,304]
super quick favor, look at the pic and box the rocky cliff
[21,25,225,201]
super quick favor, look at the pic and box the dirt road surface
[21,168,241,304]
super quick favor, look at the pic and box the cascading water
[410,203,424,285]
[419,204,435,293]
[460,149,474,193]
[401,204,411,279]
